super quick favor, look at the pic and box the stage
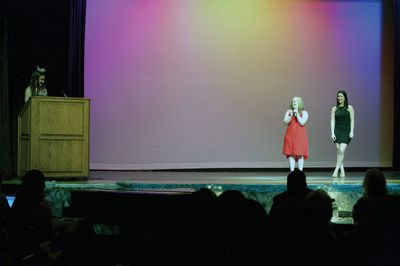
[5,169,400,225]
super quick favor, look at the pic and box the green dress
[334,106,351,144]
[31,87,48,97]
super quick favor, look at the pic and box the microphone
[60,89,68,98]
[292,108,297,117]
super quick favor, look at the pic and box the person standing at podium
[24,66,47,103]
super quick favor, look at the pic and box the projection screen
[85,0,393,170]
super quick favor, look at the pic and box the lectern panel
[39,102,85,136]
[38,139,84,172]
[20,140,30,172]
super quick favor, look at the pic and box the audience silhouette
[269,169,313,215]
[1,168,399,265]
[10,169,54,241]
[303,189,337,266]
[6,169,59,264]
[353,168,388,225]
[338,168,400,266]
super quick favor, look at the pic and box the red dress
[283,113,308,160]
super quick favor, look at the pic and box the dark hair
[287,169,307,192]
[336,90,349,109]
[305,189,334,223]
[20,169,46,202]
[29,67,46,90]
[218,190,245,203]
[363,168,387,199]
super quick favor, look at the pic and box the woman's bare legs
[333,143,347,177]
[298,156,304,171]
[288,156,296,172]
[340,162,345,177]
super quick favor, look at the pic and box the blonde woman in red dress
[283,97,309,172]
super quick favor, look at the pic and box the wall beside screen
[85,0,393,169]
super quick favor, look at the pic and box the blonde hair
[289,97,305,114]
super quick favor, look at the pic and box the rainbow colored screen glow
[85,0,393,169]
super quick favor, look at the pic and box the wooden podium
[17,97,90,178]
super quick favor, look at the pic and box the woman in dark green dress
[330,90,354,177]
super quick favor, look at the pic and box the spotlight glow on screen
[85,0,392,169]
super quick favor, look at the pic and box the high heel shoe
[332,170,338,178]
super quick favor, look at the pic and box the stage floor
[6,169,400,185]
[56,169,400,185]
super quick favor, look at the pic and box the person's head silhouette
[287,169,307,192]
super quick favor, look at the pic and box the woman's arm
[283,110,293,125]
[331,107,336,141]
[349,105,355,138]
[296,110,308,126]
[24,87,32,103]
